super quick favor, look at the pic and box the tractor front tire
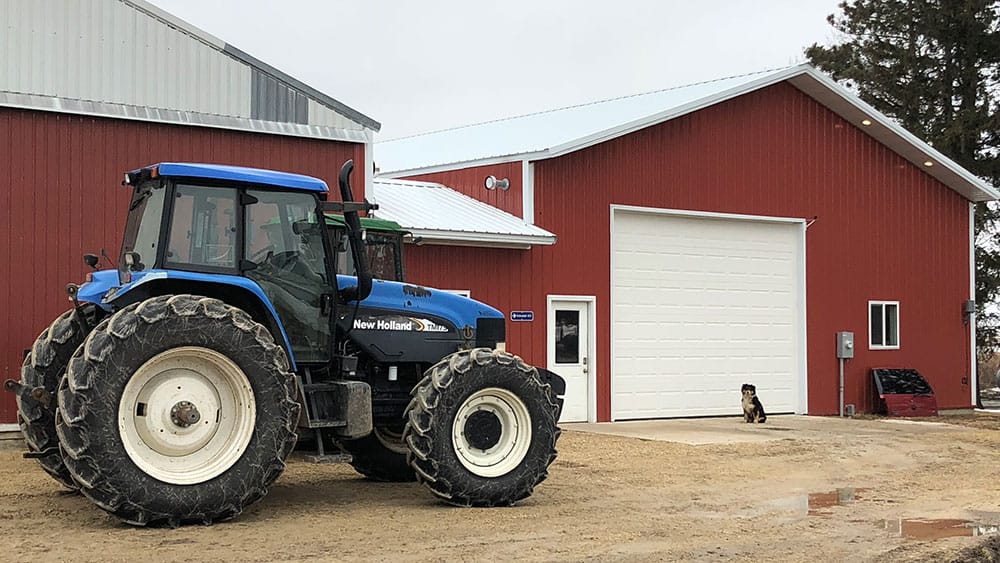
[56,295,299,526]
[18,304,102,489]
[341,424,416,482]
[403,348,560,507]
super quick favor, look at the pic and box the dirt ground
[3,414,1000,563]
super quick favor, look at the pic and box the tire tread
[56,294,299,526]
[402,348,560,507]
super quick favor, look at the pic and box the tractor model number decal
[352,315,450,333]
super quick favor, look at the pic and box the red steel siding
[405,161,523,217]
[403,82,973,420]
[0,107,363,423]
[405,245,543,361]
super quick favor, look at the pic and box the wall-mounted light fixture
[963,299,976,325]
[923,160,934,167]
[484,175,510,191]
[861,118,872,126]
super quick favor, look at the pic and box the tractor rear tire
[18,304,102,489]
[341,424,416,482]
[403,348,560,507]
[56,294,299,526]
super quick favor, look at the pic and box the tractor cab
[118,163,347,365]
[326,214,406,282]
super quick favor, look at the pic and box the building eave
[379,150,548,178]
[0,91,372,144]
[407,229,556,249]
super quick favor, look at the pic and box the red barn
[0,0,379,425]
[377,66,998,422]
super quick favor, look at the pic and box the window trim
[868,300,900,350]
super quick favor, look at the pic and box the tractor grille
[475,317,505,348]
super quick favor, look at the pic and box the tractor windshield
[119,181,167,283]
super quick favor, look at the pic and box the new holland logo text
[353,317,450,333]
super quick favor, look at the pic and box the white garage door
[611,208,804,420]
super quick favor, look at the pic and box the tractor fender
[104,270,297,369]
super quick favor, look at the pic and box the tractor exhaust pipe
[338,160,373,303]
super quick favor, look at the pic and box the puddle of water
[807,488,863,515]
[764,489,1000,542]
[769,488,865,517]
[882,518,1000,540]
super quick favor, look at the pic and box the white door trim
[609,205,809,420]
[970,202,977,407]
[547,294,597,423]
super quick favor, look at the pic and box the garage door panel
[612,210,803,420]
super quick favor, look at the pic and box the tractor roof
[325,214,406,233]
[133,163,329,192]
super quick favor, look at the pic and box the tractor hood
[337,275,504,329]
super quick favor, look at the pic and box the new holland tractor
[5,161,564,526]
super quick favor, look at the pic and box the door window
[555,309,580,364]
[166,185,237,269]
[244,190,330,363]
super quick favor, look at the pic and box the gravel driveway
[2,413,1000,562]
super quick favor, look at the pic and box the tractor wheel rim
[374,425,409,455]
[118,346,256,485]
[451,387,532,478]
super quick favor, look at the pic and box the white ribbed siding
[308,98,358,131]
[2,0,251,117]
[0,0,374,139]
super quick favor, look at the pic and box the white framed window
[869,301,900,349]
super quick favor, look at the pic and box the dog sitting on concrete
[741,383,767,423]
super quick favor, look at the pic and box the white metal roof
[377,65,998,203]
[369,179,557,249]
[0,0,379,141]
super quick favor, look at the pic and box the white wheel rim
[374,425,409,455]
[118,346,256,485]
[451,387,532,478]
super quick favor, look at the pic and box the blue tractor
[6,161,564,526]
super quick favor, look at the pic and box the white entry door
[548,298,592,423]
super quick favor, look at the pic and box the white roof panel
[377,71,771,174]
[377,65,997,202]
[370,179,556,249]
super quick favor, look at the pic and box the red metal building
[379,66,997,422]
[0,0,379,425]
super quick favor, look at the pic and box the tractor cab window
[120,181,167,282]
[245,190,330,364]
[329,226,404,282]
[366,232,404,282]
[165,185,238,270]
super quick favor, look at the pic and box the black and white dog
[741,383,767,423]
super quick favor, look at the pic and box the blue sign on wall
[510,311,534,322]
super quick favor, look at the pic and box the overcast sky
[147,0,845,140]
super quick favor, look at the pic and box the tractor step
[295,373,373,438]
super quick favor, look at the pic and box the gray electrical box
[836,331,855,359]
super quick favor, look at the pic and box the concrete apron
[561,414,968,446]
